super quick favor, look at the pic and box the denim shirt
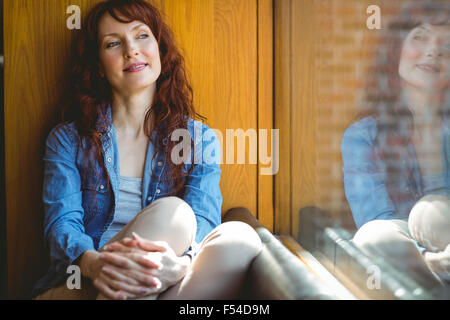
[32,104,223,297]
[341,116,450,229]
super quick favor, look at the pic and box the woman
[341,1,450,291]
[33,0,262,300]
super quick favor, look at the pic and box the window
[275,0,450,299]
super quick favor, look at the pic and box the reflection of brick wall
[313,1,404,228]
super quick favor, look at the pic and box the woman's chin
[115,81,157,95]
[405,79,448,92]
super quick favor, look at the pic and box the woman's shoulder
[46,121,80,148]
[186,118,218,139]
[342,116,377,144]
[186,118,214,131]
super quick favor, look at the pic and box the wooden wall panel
[5,0,78,299]
[290,0,316,238]
[257,0,274,231]
[4,0,272,298]
[162,0,259,221]
[274,0,291,235]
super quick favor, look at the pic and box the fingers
[103,241,136,253]
[120,237,139,248]
[98,272,154,297]
[103,234,168,253]
[132,232,167,252]
[102,264,159,288]
[101,265,140,286]
[93,277,130,300]
[94,269,161,300]
[100,251,161,271]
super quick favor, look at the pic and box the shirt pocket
[81,176,110,224]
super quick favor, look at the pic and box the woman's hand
[78,248,160,300]
[102,233,191,294]
[424,244,450,279]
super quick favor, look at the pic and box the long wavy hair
[358,0,450,206]
[60,0,206,201]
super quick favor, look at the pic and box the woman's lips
[124,63,148,72]
[416,63,440,73]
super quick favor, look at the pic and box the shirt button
[158,161,163,166]
[107,157,112,163]
[100,184,105,190]
[156,189,161,194]
[147,196,152,201]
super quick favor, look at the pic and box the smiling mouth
[416,63,441,73]
[123,63,149,72]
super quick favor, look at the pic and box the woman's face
[399,23,450,91]
[97,13,162,95]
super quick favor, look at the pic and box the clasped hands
[80,232,191,300]
[424,244,450,280]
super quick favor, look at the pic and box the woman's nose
[426,38,443,58]
[124,42,139,59]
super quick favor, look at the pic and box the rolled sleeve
[183,121,223,243]
[43,124,95,274]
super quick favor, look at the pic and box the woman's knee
[138,196,195,228]
[409,194,450,251]
[202,221,262,261]
[352,219,411,256]
[131,196,197,255]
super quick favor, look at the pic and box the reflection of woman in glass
[33,0,261,300]
[342,1,450,289]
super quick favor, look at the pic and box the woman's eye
[413,35,425,41]
[105,34,148,48]
[106,41,119,48]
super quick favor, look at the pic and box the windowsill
[279,235,358,299]
[293,225,447,299]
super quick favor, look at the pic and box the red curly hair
[61,0,206,198]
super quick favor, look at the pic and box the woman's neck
[401,85,443,127]
[111,86,156,138]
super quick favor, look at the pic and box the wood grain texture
[212,0,258,216]
[162,0,258,218]
[274,0,291,235]
[4,0,87,299]
[257,0,274,232]
[290,0,316,238]
[4,0,271,298]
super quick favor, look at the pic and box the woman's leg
[33,276,98,300]
[102,196,197,255]
[157,221,263,300]
[96,196,197,300]
[352,219,444,289]
[36,196,196,300]
[408,194,450,252]
[409,194,450,281]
